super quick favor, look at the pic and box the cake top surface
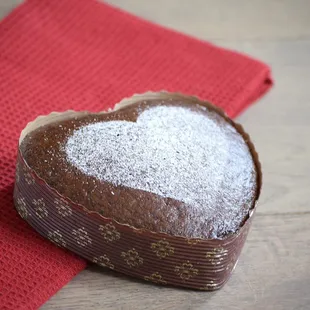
[21,99,258,238]
[66,105,254,216]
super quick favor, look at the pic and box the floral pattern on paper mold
[121,248,143,268]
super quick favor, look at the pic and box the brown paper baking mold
[14,91,262,290]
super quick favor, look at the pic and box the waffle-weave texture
[0,0,272,309]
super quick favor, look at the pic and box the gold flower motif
[33,198,48,218]
[151,239,174,259]
[186,238,202,246]
[48,230,66,247]
[175,261,198,280]
[15,164,21,183]
[54,198,72,217]
[206,247,228,265]
[144,272,167,285]
[121,248,143,268]
[93,255,114,269]
[72,227,92,247]
[200,281,218,290]
[24,169,35,185]
[16,197,28,219]
[99,223,120,242]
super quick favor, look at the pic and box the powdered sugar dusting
[65,106,255,237]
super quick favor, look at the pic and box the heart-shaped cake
[14,92,261,290]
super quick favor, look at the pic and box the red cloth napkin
[0,0,272,309]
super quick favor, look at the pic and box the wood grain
[41,214,310,310]
[1,1,310,309]
[102,0,310,41]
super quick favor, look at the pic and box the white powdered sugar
[65,106,255,231]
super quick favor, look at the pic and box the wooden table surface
[1,1,310,309]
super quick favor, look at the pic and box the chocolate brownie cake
[20,98,258,239]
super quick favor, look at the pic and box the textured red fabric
[0,0,273,309]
